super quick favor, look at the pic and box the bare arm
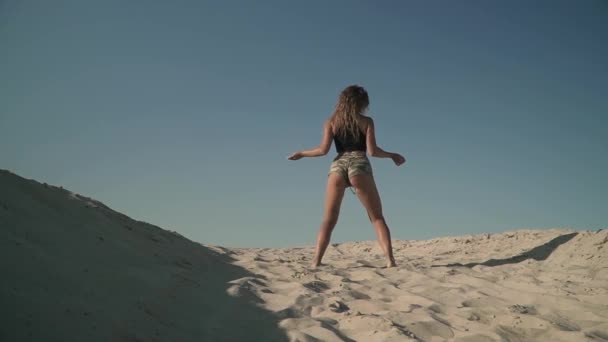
[366,118,406,166]
[288,120,333,160]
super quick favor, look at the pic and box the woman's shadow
[432,232,578,268]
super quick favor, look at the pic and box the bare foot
[386,258,397,268]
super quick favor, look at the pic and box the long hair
[330,85,369,140]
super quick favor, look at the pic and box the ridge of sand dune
[219,230,608,341]
[0,170,287,341]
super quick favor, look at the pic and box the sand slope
[220,229,608,341]
[3,169,607,341]
[0,170,287,342]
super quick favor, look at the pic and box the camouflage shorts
[328,151,373,186]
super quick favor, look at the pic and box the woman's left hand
[287,152,303,160]
[391,153,406,166]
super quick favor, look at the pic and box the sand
[219,230,608,341]
[2,169,607,341]
[0,170,286,341]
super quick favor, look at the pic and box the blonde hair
[330,85,369,140]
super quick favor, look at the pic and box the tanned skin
[288,115,405,268]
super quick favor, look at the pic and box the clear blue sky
[1,1,607,247]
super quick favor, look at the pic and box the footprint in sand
[328,300,349,313]
[508,304,537,315]
[467,313,481,321]
[404,304,423,313]
[346,289,371,300]
[409,318,454,340]
[584,330,608,341]
[543,314,581,332]
[303,281,330,293]
[428,303,444,314]
[354,259,377,268]
[226,281,265,304]
[495,325,525,341]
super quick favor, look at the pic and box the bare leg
[311,173,347,268]
[350,174,396,267]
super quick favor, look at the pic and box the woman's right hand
[287,151,303,160]
[391,153,406,166]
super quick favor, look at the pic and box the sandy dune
[216,229,608,341]
[0,170,287,342]
[2,169,607,341]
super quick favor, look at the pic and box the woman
[288,85,406,268]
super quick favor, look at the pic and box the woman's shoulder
[359,115,374,129]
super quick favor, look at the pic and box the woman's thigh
[349,173,383,221]
[323,172,347,222]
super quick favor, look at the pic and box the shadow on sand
[432,232,578,268]
[0,170,288,342]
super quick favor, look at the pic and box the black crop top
[333,128,367,154]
